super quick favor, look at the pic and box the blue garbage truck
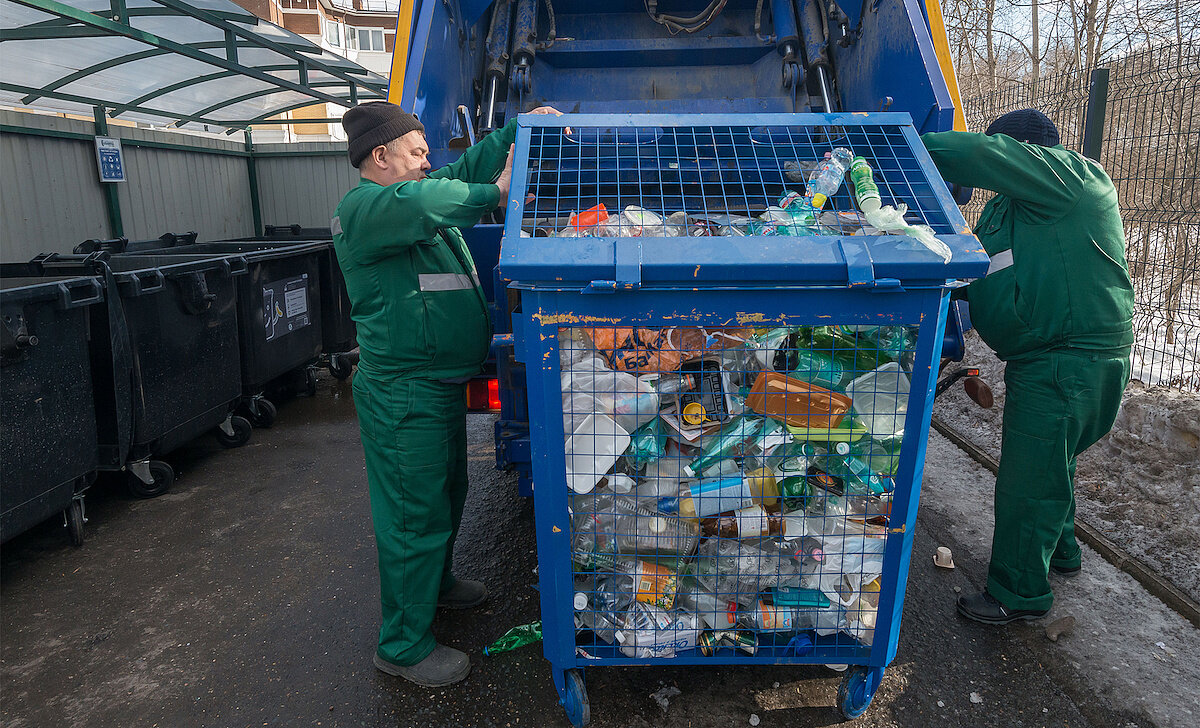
[386,0,972,496]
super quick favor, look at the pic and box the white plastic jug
[564,414,630,494]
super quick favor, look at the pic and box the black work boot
[438,578,488,609]
[957,591,1049,625]
[373,644,471,687]
[1050,564,1081,577]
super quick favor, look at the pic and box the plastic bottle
[601,556,680,610]
[693,540,803,600]
[658,473,762,520]
[815,449,887,495]
[698,504,808,540]
[683,415,767,477]
[848,156,880,213]
[483,621,543,655]
[806,148,855,209]
[677,574,739,630]
[571,494,697,565]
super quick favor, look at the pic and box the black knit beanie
[985,108,1060,147]
[344,101,425,168]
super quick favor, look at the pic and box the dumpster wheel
[328,353,354,380]
[837,665,883,721]
[215,415,253,449]
[127,461,175,499]
[246,398,277,429]
[562,669,589,727]
[64,498,85,547]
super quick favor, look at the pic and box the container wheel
[65,498,85,547]
[128,461,175,499]
[563,669,590,727]
[216,415,253,449]
[249,398,277,428]
[305,367,319,396]
[328,353,354,380]
[837,666,883,721]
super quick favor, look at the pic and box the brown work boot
[373,644,471,687]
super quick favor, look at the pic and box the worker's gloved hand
[495,144,514,200]
[950,183,974,206]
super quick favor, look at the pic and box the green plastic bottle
[483,621,543,656]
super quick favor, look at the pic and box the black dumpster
[77,237,328,426]
[218,226,357,375]
[1,274,104,545]
[4,252,251,497]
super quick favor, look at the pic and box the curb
[930,416,1200,630]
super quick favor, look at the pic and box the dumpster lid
[499,113,989,291]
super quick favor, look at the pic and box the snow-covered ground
[918,430,1200,728]
[934,331,1200,602]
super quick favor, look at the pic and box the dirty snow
[935,331,1200,602]
[918,429,1200,728]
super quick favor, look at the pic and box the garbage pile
[548,149,952,263]
[561,323,917,659]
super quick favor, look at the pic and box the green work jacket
[922,131,1134,362]
[333,121,517,380]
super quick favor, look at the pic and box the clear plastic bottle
[677,574,738,630]
[693,540,803,601]
[806,148,855,209]
[611,495,700,555]
[600,556,681,610]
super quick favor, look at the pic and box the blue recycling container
[498,114,988,725]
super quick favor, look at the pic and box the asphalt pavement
[0,373,1149,728]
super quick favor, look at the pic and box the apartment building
[232,0,397,140]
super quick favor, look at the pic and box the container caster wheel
[837,666,883,721]
[562,669,589,727]
[305,367,319,396]
[328,353,353,380]
[216,415,252,448]
[248,398,277,428]
[64,497,85,547]
[127,460,175,499]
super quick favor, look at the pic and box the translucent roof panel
[1,0,388,130]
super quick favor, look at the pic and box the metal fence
[961,44,1200,390]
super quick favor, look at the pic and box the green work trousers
[988,348,1130,611]
[352,373,469,666]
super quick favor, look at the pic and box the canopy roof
[0,0,389,130]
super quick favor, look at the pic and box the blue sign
[95,136,125,182]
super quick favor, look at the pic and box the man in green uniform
[333,101,561,685]
[923,109,1134,624]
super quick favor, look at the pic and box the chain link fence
[960,44,1199,390]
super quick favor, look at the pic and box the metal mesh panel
[962,45,1199,390]
[520,122,955,238]
[559,323,916,661]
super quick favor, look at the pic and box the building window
[325,19,341,47]
[353,27,385,52]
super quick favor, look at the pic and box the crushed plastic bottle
[484,621,543,655]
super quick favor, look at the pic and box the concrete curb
[930,415,1200,629]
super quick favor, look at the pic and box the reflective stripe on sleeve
[986,248,1014,276]
[419,273,476,291]
[330,216,342,235]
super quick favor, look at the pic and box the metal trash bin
[80,237,327,426]
[4,252,250,497]
[1,274,104,545]
[498,114,988,724]
[216,225,357,379]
